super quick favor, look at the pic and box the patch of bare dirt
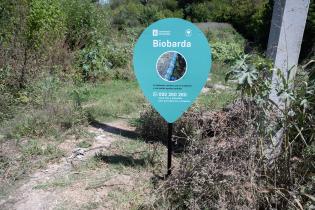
[0,119,144,210]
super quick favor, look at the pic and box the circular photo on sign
[156,51,187,82]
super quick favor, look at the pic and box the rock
[201,87,210,93]
[95,135,107,141]
[213,84,229,90]
[70,148,86,159]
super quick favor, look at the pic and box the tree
[0,0,65,88]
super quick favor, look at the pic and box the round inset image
[156,51,187,82]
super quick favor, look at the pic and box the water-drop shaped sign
[133,18,212,123]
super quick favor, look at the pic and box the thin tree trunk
[19,48,28,89]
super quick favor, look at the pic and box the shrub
[178,0,272,47]
[0,65,16,122]
[0,0,67,89]
[190,2,214,22]
[62,0,98,49]
[1,75,87,139]
[225,54,273,96]
[147,56,314,209]
[78,41,112,81]
[180,0,232,22]
[136,101,252,151]
[112,2,143,28]
[77,39,133,81]
[112,1,183,28]
[206,27,246,64]
[136,105,206,150]
[27,0,65,49]
[142,100,261,209]
[155,137,259,209]
[212,42,244,64]
[225,56,315,209]
[301,1,315,60]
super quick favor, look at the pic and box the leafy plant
[225,54,272,97]
[79,41,111,81]
[27,0,65,49]
[212,42,244,64]
[78,39,132,81]
[208,27,245,64]
[62,0,98,49]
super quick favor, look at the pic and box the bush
[205,27,246,64]
[178,0,272,48]
[62,0,98,49]
[77,37,135,81]
[225,54,273,96]
[147,56,315,209]
[190,2,229,22]
[212,42,244,64]
[78,41,112,81]
[301,1,315,60]
[136,100,253,151]
[155,138,258,209]
[222,0,272,47]
[142,100,261,209]
[27,0,65,49]
[1,75,87,139]
[112,0,183,29]
[0,0,67,89]
[137,106,194,150]
[112,2,143,28]
[0,65,16,122]
[137,105,213,150]
[225,56,315,209]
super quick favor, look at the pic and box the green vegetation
[150,53,315,210]
[77,140,92,148]
[33,137,166,209]
[0,0,314,209]
[75,80,145,121]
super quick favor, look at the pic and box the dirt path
[1,119,154,210]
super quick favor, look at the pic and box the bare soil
[0,120,152,210]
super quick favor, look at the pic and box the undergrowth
[139,56,315,209]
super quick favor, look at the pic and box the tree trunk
[19,48,28,89]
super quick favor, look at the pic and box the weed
[76,80,145,122]
[79,202,100,210]
[21,140,64,159]
[1,77,88,140]
[107,187,146,210]
[148,100,259,210]
[76,140,92,148]
[33,174,75,190]
[197,90,237,109]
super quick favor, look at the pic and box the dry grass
[139,99,315,209]
[138,100,263,209]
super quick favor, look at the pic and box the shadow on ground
[90,120,139,139]
[95,153,146,167]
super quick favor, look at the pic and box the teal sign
[133,18,212,123]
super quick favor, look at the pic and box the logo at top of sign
[152,29,158,36]
[152,29,171,37]
[185,29,192,37]
[133,18,212,123]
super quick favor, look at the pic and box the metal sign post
[167,123,173,176]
